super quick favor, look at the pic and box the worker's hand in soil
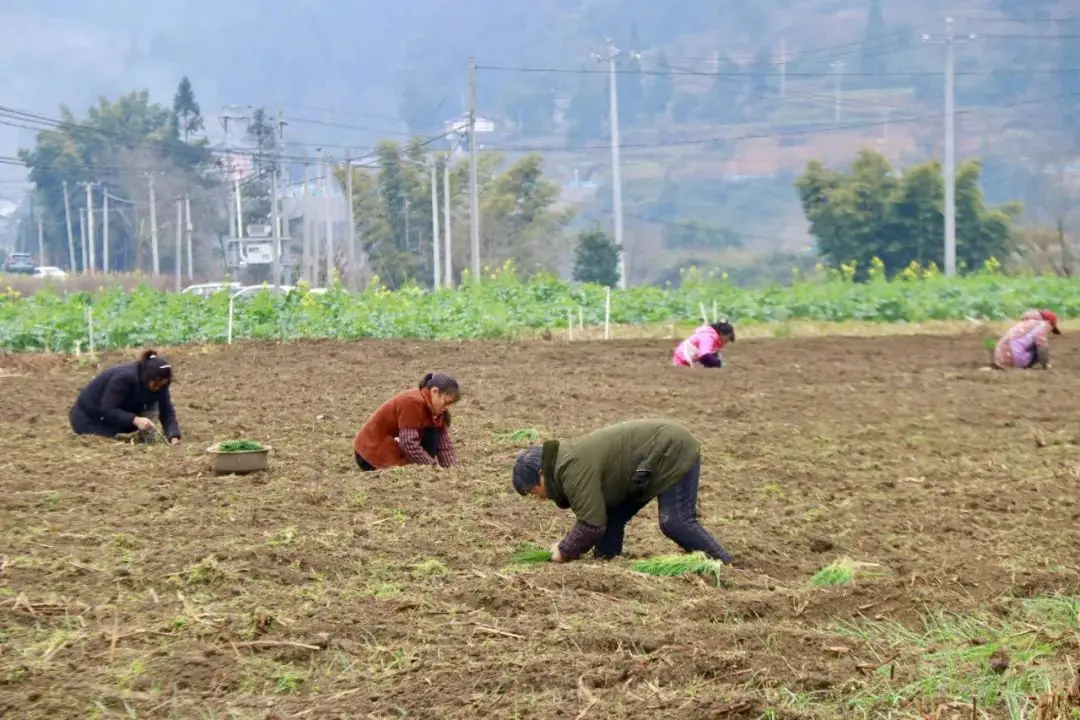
[169,437,181,446]
[550,543,565,563]
[133,417,155,432]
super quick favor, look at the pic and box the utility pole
[431,158,441,289]
[323,153,334,286]
[443,159,453,288]
[184,194,193,280]
[345,149,357,290]
[779,39,787,99]
[37,216,45,268]
[594,40,634,289]
[79,208,87,275]
[61,180,76,272]
[147,174,160,275]
[83,182,96,274]
[831,60,846,125]
[102,190,110,274]
[271,107,285,285]
[467,57,482,280]
[923,18,975,277]
[174,196,184,292]
[302,156,312,284]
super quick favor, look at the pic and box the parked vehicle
[2,252,37,275]
[181,282,243,297]
[34,266,68,279]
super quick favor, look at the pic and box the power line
[479,90,1080,153]
[475,64,1080,78]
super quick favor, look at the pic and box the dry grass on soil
[2,335,1079,719]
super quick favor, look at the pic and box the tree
[566,77,606,146]
[172,77,204,142]
[747,47,774,103]
[859,0,888,84]
[648,50,674,118]
[573,225,620,286]
[796,149,1021,276]
[1059,19,1080,147]
[701,55,744,124]
[19,90,214,274]
[616,54,645,127]
[242,108,281,229]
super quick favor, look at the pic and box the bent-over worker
[352,373,460,470]
[69,349,181,444]
[672,322,735,368]
[512,419,733,564]
[993,309,1060,370]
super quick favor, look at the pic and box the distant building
[442,114,497,137]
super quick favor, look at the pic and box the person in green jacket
[511,419,732,564]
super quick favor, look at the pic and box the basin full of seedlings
[207,439,271,475]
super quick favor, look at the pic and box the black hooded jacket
[73,361,181,438]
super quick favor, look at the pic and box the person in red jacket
[352,373,460,470]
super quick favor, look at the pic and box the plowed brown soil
[2,335,1079,719]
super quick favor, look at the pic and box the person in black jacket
[69,349,181,444]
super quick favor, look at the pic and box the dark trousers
[355,427,439,471]
[69,405,158,438]
[593,459,732,563]
[1028,345,1050,368]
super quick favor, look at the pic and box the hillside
[2,0,1077,282]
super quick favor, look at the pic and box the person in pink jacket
[672,322,735,368]
[993,309,1060,370]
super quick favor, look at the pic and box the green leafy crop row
[0,262,1074,353]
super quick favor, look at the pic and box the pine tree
[649,50,673,117]
[859,0,888,83]
[172,76,204,142]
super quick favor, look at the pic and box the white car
[34,266,68,279]
[182,282,243,297]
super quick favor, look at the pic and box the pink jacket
[994,309,1052,369]
[673,325,724,367]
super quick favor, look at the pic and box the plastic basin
[207,446,271,475]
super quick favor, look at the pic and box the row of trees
[14,80,584,287]
[795,149,1020,277]
[18,78,229,275]
[340,142,575,287]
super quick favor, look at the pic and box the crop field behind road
[1,335,1079,719]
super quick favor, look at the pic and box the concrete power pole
[79,208,87,275]
[302,156,312,284]
[184,194,193,280]
[467,57,481,280]
[831,60,846,125]
[36,217,45,268]
[345,149,357,290]
[83,182,96,274]
[271,107,285,285]
[594,40,634,289]
[174,196,184,291]
[431,158,441,289]
[61,180,76,272]
[147,174,160,275]
[443,160,453,288]
[323,154,334,285]
[102,190,110,274]
[923,18,975,277]
[779,39,787,99]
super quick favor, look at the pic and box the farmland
[3,263,1080,352]
[2,332,1079,719]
